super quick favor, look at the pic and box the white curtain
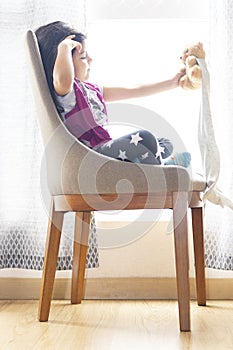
[0,0,98,270]
[86,0,233,269]
[204,1,233,270]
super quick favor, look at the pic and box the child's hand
[58,35,82,53]
[171,68,186,88]
[53,35,82,95]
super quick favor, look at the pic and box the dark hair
[35,21,86,113]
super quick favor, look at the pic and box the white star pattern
[155,145,165,158]
[130,132,143,146]
[118,150,128,161]
[106,140,114,148]
[141,152,149,160]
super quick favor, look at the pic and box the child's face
[72,40,92,81]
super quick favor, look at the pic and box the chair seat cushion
[191,172,207,192]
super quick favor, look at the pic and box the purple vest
[64,79,112,148]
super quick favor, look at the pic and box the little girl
[35,21,190,167]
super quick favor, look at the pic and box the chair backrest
[26,29,98,195]
[26,30,73,146]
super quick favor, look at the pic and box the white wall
[87,219,233,279]
[86,0,209,20]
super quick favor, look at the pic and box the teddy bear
[179,42,206,90]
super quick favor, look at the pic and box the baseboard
[0,277,232,300]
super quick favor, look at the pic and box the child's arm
[103,70,185,102]
[53,35,81,96]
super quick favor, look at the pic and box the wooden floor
[0,300,232,350]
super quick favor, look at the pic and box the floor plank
[0,300,232,349]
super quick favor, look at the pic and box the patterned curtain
[0,0,98,270]
[204,1,233,270]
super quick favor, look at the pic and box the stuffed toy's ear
[187,42,205,59]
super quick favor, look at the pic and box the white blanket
[197,58,233,210]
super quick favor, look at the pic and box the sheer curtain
[86,0,209,233]
[204,1,233,270]
[0,0,98,270]
[86,0,233,269]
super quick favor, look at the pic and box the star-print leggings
[95,129,173,164]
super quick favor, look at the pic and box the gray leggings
[95,129,173,165]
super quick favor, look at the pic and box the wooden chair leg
[191,207,206,306]
[172,192,190,332]
[38,201,64,321]
[71,211,91,304]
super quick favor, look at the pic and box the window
[86,2,209,221]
